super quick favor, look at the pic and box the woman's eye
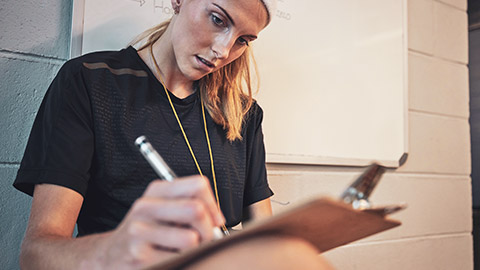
[211,14,225,27]
[237,37,249,46]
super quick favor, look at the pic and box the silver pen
[135,135,225,240]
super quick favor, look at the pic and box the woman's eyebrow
[213,3,235,26]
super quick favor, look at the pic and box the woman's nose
[212,34,235,60]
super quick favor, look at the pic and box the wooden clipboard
[146,197,402,270]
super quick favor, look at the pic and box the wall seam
[0,162,20,165]
[409,109,469,120]
[409,50,468,68]
[345,231,472,247]
[408,48,468,65]
[0,49,67,65]
[434,0,467,12]
[409,109,470,120]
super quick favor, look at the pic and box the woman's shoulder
[59,46,142,76]
[247,100,264,120]
[242,100,264,132]
[43,46,147,104]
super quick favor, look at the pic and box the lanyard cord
[149,45,229,235]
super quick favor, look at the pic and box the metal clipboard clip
[340,163,407,216]
[340,163,385,210]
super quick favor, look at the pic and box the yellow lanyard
[149,45,229,235]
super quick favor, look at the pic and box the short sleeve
[243,103,274,206]
[13,61,94,197]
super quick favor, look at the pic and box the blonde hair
[132,20,257,141]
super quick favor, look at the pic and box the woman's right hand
[90,175,226,270]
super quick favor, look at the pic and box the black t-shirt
[13,46,273,236]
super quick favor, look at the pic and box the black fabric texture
[13,46,273,236]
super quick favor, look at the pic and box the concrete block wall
[0,0,72,269]
[269,0,473,269]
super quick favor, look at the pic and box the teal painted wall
[0,0,73,268]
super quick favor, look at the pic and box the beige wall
[267,0,473,268]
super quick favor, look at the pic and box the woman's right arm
[20,175,225,270]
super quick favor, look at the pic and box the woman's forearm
[20,232,111,270]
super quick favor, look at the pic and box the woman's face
[170,0,268,81]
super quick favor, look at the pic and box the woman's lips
[196,56,215,71]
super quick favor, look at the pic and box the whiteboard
[71,0,408,167]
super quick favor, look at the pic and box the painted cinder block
[324,234,473,270]
[267,168,357,208]
[408,0,434,54]
[0,55,63,163]
[365,174,471,241]
[408,52,469,117]
[268,170,471,242]
[433,1,468,64]
[398,111,471,174]
[436,0,467,11]
[0,0,72,59]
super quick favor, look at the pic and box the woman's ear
[171,0,182,14]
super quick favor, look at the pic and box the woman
[13,0,333,269]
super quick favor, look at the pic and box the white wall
[268,0,473,269]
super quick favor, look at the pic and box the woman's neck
[138,30,195,99]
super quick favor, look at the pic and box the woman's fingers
[129,197,215,242]
[127,220,201,251]
[130,197,204,222]
[100,176,225,269]
[120,232,180,269]
[142,176,225,227]
[124,175,223,247]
